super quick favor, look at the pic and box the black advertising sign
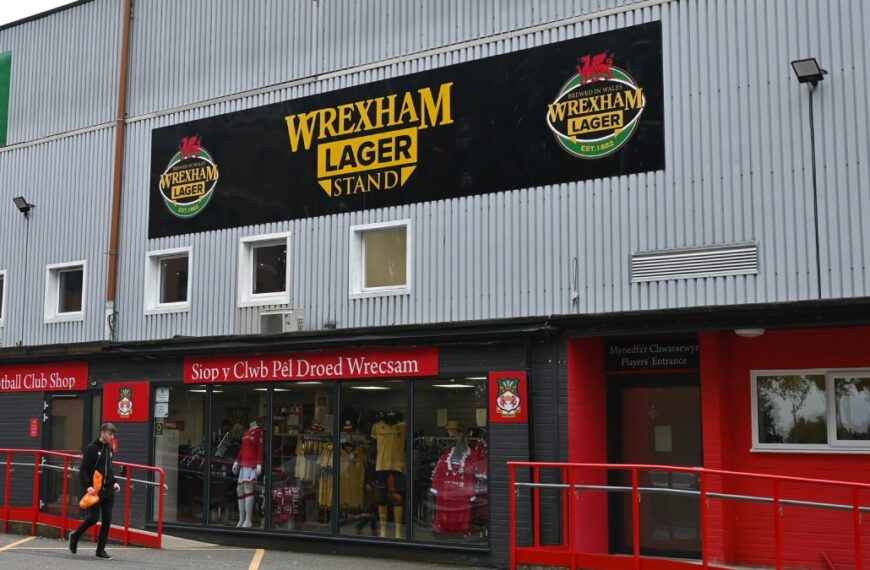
[605,338,700,372]
[149,22,663,238]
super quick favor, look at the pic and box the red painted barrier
[508,462,869,570]
[0,448,165,549]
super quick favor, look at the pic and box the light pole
[13,196,34,346]
[790,58,828,299]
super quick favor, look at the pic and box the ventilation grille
[630,242,759,283]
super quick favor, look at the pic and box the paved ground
[0,532,493,569]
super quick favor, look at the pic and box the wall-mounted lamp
[790,57,828,299]
[734,328,765,339]
[791,58,828,85]
[13,196,36,346]
[13,196,33,215]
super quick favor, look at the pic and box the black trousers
[73,492,115,552]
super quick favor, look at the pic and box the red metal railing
[1,448,165,549]
[509,461,870,570]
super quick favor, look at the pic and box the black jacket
[79,438,117,497]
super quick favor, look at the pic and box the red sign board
[29,418,39,438]
[102,381,150,423]
[0,362,88,393]
[184,347,439,383]
[489,370,529,423]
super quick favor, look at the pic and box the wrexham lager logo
[547,52,646,159]
[117,387,133,418]
[158,136,220,218]
[496,378,522,418]
[284,83,454,198]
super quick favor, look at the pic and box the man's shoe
[68,532,78,554]
[95,551,112,560]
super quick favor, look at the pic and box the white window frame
[751,368,870,453]
[44,260,86,323]
[237,231,292,308]
[144,246,192,315]
[348,219,412,299]
[0,269,6,327]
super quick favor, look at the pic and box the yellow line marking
[248,548,265,570]
[0,536,36,552]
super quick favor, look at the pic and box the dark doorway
[608,374,702,558]
[42,392,101,515]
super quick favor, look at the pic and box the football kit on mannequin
[370,411,406,538]
[232,420,264,528]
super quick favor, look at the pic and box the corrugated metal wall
[0,130,113,347]
[0,0,120,145]
[3,0,870,346]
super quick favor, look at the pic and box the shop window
[412,377,488,544]
[210,384,269,529]
[44,260,85,322]
[151,386,206,524]
[349,220,411,298]
[145,247,191,314]
[0,270,5,326]
[237,232,291,307]
[752,370,870,451]
[338,379,408,538]
[269,382,333,532]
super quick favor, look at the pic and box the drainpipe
[105,0,133,341]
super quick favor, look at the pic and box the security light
[13,196,32,214]
[791,58,827,85]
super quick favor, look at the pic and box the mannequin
[232,420,264,528]
[370,410,406,538]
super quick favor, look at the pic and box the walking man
[69,422,121,559]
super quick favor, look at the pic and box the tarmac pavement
[0,531,493,569]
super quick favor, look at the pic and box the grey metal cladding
[0,130,113,347]
[125,0,653,117]
[112,0,870,342]
[0,0,121,145]
[1,0,867,347]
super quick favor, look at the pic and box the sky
[0,0,77,27]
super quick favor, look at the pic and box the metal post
[853,486,862,570]
[567,466,576,570]
[509,464,517,570]
[31,451,41,535]
[773,479,783,570]
[632,468,640,569]
[61,456,69,535]
[700,470,709,569]
[158,468,165,549]
[124,467,132,545]
[808,82,823,298]
[533,465,541,549]
[3,451,11,533]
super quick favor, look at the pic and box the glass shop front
[151,347,489,547]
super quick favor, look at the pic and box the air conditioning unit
[259,309,305,334]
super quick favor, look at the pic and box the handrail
[508,461,869,570]
[0,448,165,549]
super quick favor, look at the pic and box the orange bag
[79,470,103,509]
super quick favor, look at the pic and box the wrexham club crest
[117,387,134,419]
[547,51,647,159]
[496,378,522,418]
[158,136,220,218]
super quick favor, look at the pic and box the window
[0,270,5,326]
[752,369,870,451]
[145,247,191,314]
[44,261,86,322]
[349,220,411,298]
[237,232,291,307]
